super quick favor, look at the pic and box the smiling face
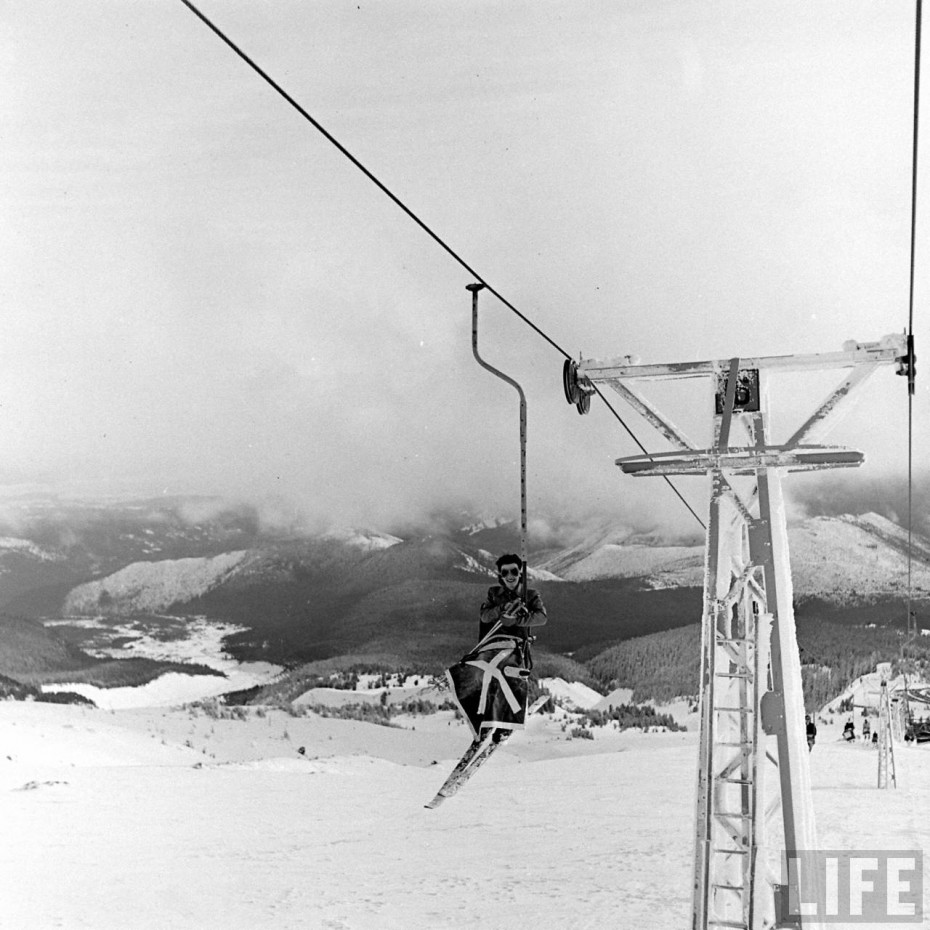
[498,561,521,591]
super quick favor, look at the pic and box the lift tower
[877,677,899,789]
[563,334,911,930]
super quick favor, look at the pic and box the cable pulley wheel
[563,359,592,415]
[563,359,581,405]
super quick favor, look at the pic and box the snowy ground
[1,697,926,930]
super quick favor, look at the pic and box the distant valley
[0,495,928,709]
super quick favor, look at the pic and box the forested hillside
[587,623,701,703]
[797,618,930,710]
[585,619,930,710]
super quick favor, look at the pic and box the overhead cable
[178,0,704,529]
[178,0,565,359]
[909,0,922,342]
[906,0,922,644]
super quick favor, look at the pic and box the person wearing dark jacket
[478,553,547,643]
[444,553,547,742]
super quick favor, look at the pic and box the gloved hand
[501,600,529,623]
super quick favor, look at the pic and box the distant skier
[843,719,856,742]
[805,714,817,751]
[862,718,871,741]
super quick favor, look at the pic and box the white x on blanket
[466,647,522,714]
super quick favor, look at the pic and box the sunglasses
[500,567,521,578]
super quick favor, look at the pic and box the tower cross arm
[576,334,908,383]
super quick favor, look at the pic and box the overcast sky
[2,1,927,536]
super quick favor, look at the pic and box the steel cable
[178,0,705,529]
[906,0,922,645]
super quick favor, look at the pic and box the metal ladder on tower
[697,509,770,929]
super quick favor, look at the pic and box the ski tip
[528,695,549,714]
[424,797,444,810]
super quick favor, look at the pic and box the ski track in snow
[1,702,927,930]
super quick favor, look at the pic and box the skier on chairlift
[479,553,547,644]
[463,553,548,740]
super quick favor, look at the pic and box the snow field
[2,703,927,930]
[0,709,693,929]
[40,616,285,709]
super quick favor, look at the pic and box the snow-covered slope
[0,536,59,561]
[789,513,930,601]
[536,513,930,601]
[549,541,703,586]
[62,551,249,614]
[2,703,927,930]
[820,667,930,716]
[326,529,402,550]
[537,525,705,587]
[539,676,604,709]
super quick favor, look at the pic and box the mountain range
[0,496,927,697]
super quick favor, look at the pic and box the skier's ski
[424,730,496,809]
[429,729,513,806]
[425,695,547,809]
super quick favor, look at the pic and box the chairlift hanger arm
[469,284,526,407]
[468,284,528,600]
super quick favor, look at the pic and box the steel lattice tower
[564,333,911,930]
[877,679,898,789]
